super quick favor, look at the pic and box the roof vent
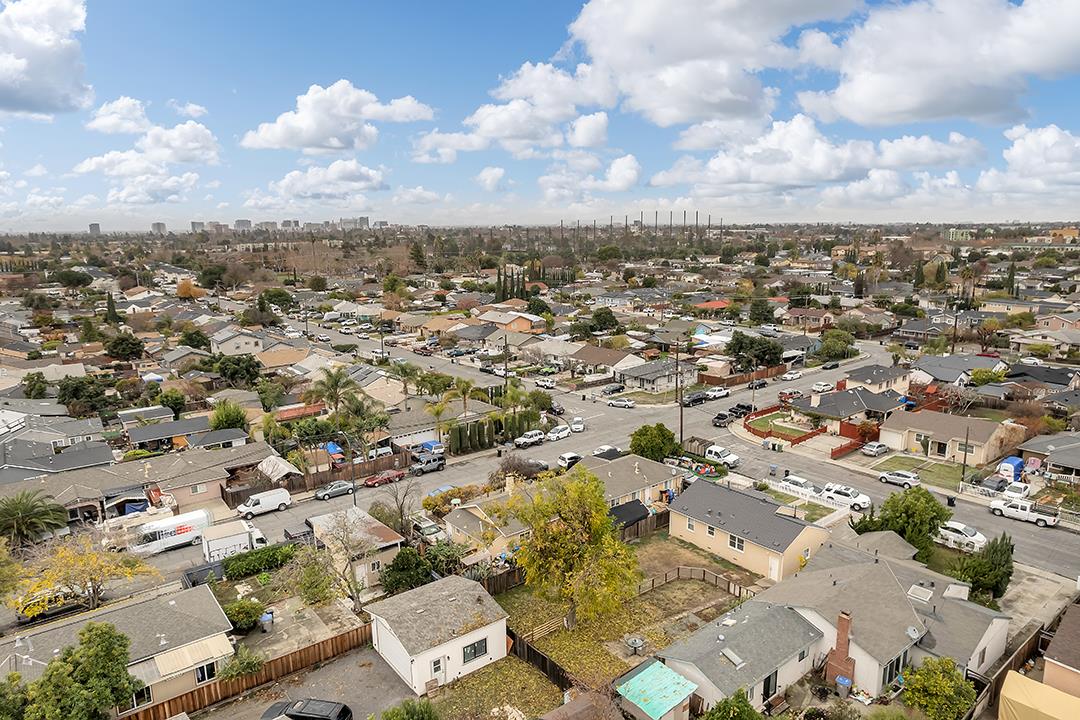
[720,647,745,669]
[908,585,933,603]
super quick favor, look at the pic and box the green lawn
[765,487,799,504]
[966,408,1010,422]
[747,412,806,440]
[432,656,562,720]
[801,502,834,523]
[872,456,967,491]
[763,488,833,524]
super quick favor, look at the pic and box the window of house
[195,662,216,684]
[686,518,695,532]
[729,534,745,552]
[370,559,381,572]
[799,648,808,661]
[129,685,152,710]
[914,433,930,445]
[881,648,909,686]
[977,646,986,668]
[958,442,974,453]
[707,525,715,537]
[191,484,206,495]
[432,657,442,676]
[463,638,488,664]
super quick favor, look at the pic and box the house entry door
[762,669,778,701]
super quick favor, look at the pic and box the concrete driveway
[200,647,411,720]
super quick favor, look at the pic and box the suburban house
[1036,311,1080,331]
[780,307,835,330]
[788,388,906,432]
[843,365,911,395]
[1002,365,1080,398]
[756,538,1009,698]
[1017,433,1080,481]
[570,344,646,376]
[189,428,249,450]
[127,416,211,452]
[577,454,687,509]
[910,354,1008,387]
[443,490,528,558]
[477,309,545,334]
[878,410,1021,465]
[367,575,508,696]
[616,659,697,720]
[209,328,263,356]
[0,585,233,716]
[617,358,699,394]
[668,482,830,582]
[161,346,211,370]
[117,405,175,430]
[658,601,821,713]
[1044,607,1080,698]
[1009,329,1080,359]
[306,506,404,590]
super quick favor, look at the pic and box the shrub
[218,644,265,680]
[382,698,439,720]
[223,598,266,632]
[222,543,297,579]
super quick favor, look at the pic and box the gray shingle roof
[0,585,230,683]
[365,575,507,655]
[790,387,904,420]
[671,482,813,552]
[128,416,210,444]
[660,601,821,697]
[577,454,687,502]
[845,364,910,385]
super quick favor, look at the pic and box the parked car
[935,521,988,553]
[549,402,565,415]
[592,445,622,456]
[535,377,556,390]
[410,515,446,545]
[314,480,355,501]
[704,445,740,468]
[989,498,1059,527]
[861,441,889,457]
[976,476,1009,493]
[608,398,636,408]
[446,348,467,357]
[557,452,582,470]
[712,412,733,427]
[682,392,707,407]
[879,470,921,489]
[811,381,834,393]
[236,488,293,520]
[820,483,872,510]
[316,334,332,342]
[570,417,586,432]
[778,389,805,402]
[821,361,841,370]
[705,387,731,400]
[413,346,434,356]
[781,475,818,494]
[521,458,549,476]
[409,453,446,476]
[363,469,406,487]
[1020,356,1045,367]
[1004,482,1031,500]
[261,699,353,720]
[601,383,625,395]
[747,379,768,389]
[781,370,803,381]
[426,483,456,498]
[514,430,545,448]
[547,425,571,442]
[727,402,756,418]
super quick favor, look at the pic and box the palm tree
[260,413,290,447]
[303,367,357,414]
[425,401,449,442]
[0,491,67,545]
[389,362,422,396]
[442,377,490,421]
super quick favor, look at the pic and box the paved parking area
[200,647,411,720]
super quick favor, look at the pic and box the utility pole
[560,220,564,242]
[654,211,658,236]
[682,210,687,243]
[669,211,673,239]
[675,341,684,445]
[695,211,699,240]
[960,426,971,487]
[951,295,960,354]
[503,334,510,392]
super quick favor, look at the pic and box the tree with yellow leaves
[9,534,159,618]
[176,278,207,300]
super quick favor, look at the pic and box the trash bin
[947,495,956,507]
[769,464,778,476]
[836,675,852,699]
[260,611,274,633]
[497,447,503,458]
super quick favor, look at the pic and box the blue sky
[2,0,1080,231]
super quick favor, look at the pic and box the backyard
[1035,482,1080,512]
[432,656,563,720]
[873,455,968,490]
[747,411,807,440]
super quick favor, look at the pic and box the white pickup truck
[989,498,1059,527]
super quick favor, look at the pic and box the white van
[129,509,214,556]
[236,488,293,520]
[704,445,741,468]
[367,446,394,460]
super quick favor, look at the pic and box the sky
[2,0,1080,231]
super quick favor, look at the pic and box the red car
[364,469,405,487]
[778,389,805,402]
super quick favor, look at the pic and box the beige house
[669,482,829,582]
[443,491,528,558]
[307,506,404,590]
[1045,607,1080,698]
[878,410,1022,465]
[0,585,232,716]
[577,454,687,508]
[843,364,911,395]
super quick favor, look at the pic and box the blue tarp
[324,441,343,456]
[999,456,1025,482]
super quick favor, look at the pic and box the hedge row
[222,543,297,579]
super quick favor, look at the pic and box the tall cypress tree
[913,263,925,288]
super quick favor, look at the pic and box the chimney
[825,611,856,685]
[810,393,821,408]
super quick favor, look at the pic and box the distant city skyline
[2,0,1080,231]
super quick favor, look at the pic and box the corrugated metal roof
[616,659,697,720]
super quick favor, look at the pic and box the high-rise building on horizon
[151,222,166,235]
[88,223,100,236]
[234,219,252,231]
[191,221,205,232]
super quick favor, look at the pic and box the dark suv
[681,392,707,407]
[262,700,353,720]
[747,379,768,389]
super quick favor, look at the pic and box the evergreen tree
[1007,262,1016,297]
[104,294,120,325]
[913,263,925,288]
[934,262,947,286]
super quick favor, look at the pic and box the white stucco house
[366,575,508,695]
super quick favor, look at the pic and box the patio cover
[999,671,1080,720]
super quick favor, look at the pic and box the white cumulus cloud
[167,99,208,118]
[567,112,608,148]
[475,166,507,192]
[85,96,151,134]
[0,0,93,114]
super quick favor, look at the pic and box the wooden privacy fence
[478,566,525,595]
[506,627,575,691]
[830,438,864,460]
[621,509,670,541]
[123,623,372,720]
[701,364,787,388]
[635,565,756,600]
